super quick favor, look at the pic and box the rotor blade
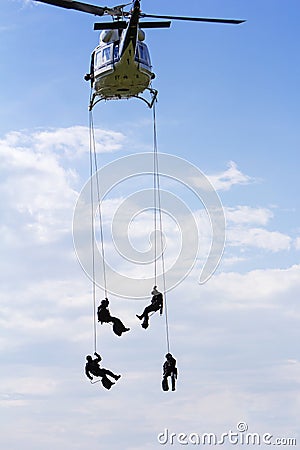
[139,21,171,29]
[94,20,171,30]
[140,13,245,25]
[34,0,106,17]
[94,21,127,30]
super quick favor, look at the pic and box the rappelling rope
[88,102,108,353]
[152,101,170,354]
[88,110,98,354]
[153,115,158,286]
[89,110,108,298]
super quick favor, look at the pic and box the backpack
[162,378,169,391]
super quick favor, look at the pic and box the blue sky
[1,1,300,449]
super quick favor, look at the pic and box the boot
[142,318,149,329]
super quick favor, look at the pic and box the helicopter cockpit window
[95,50,102,69]
[102,46,111,63]
[94,45,113,70]
[113,44,119,62]
[136,43,150,65]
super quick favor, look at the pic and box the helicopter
[34,1,245,108]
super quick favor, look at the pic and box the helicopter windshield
[102,47,111,63]
[95,44,114,70]
[135,43,151,66]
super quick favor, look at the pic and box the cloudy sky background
[1,0,300,448]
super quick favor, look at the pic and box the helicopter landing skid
[133,87,158,108]
[88,87,158,110]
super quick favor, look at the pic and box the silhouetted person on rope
[97,298,130,337]
[136,286,163,329]
[162,353,177,392]
[85,352,121,390]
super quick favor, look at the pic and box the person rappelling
[136,286,163,329]
[85,352,121,389]
[162,353,177,391]
[97,298,130,337]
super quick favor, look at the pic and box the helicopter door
[94,44,114,72]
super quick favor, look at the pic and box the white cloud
[201,264,300,308]
[222,206,292,252]
[1,376,59,398]
[187,161,253,193]
[33,126,125,157]
[0,127,125,244]
[294,237,300,250]
[0,130,78,243]
[195,204,291,257]
[209,161,254,191]
[1,126,299,450]
[225,205,274,225]
[227,226,291,252]
[1,126,125,159]
[221,255,248,266]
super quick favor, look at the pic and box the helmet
[151,286,159,295]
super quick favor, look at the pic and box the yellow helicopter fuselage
[92,37,154,101]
